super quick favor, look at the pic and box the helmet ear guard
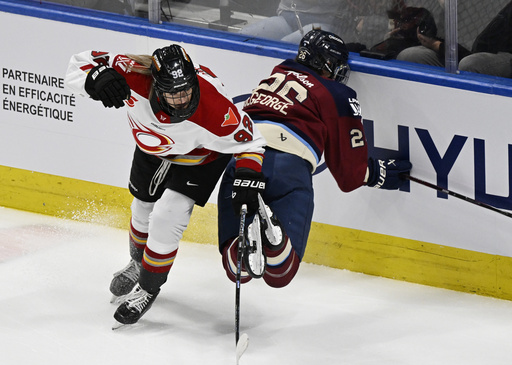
[297,29,351,85]
[151,44,200,121]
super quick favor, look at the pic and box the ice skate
[112,283,159,329]
[244,214,266,279]
[110,259,142,303]
[257,194,285,251]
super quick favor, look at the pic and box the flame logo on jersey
[129,116,174,155]
[221,107,240,127]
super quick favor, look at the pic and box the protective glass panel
[41,0,512,79]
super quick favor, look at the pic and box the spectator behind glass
[334,0,394,53]
[238,0,342,44]
[395,7,471,67]
[458,0,512,78]
[239,0,400,48]
[397,0,512,78]
[360,6,442,60]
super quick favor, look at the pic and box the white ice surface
[1,206,512,365]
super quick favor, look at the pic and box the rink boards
[1,1,512,300]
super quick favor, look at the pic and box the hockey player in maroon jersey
[218,29,412,287]
[65,44,266,327]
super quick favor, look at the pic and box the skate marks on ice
[1,207,512,364]
[0,208,92,263]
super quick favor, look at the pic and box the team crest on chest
[129,115,174,155]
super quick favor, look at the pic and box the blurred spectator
[238,0,342,44]
[397,29,471,67]
[458,0,512,78]
[396,0,512,78]
[239,0,402,48]
[360,6,438,60]
[335,0,393,53]
[395,6,471,67]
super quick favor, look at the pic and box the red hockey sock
[129,220,148,261]
[263,236,300,288]
[221,238,252,284]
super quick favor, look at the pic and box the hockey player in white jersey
[65,44,266,327]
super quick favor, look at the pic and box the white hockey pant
[146,189,194,255]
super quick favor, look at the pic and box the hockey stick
[402,174,512,219]
[235,204,249,364]
[291,3,304,37]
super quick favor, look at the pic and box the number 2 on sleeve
[350,129,365,148]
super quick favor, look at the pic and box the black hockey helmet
[151,44,200,120]
[296,29,350,84]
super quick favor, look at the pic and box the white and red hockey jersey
[65,50,265,171]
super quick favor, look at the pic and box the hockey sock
[139,246,177,293]
[263,236,300,288]
[222,238,252,284]
[129,220,147,262]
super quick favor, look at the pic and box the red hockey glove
[85,65,130,108]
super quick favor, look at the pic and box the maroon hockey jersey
[243,59,368,192]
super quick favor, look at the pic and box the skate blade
[112,320,127,330]
[236,332,249,364]
[112,319,140,331]
[257,193,269,222]
[246,215,265,279]
[257,193,277,243]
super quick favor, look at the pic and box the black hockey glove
[232,168,265,215]
[85,65,130,108]
[366,157,412,190]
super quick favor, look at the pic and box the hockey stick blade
[402,174,512,219]
[236,332,249,364]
